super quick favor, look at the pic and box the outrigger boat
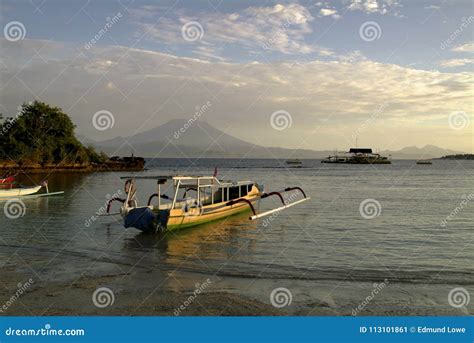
[0,180,64,199]
[106,175,310,233]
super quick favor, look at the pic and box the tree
[0,101,107,165]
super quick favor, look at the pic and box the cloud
[452,43,474,53]
[346,0,402,15]
[131,4,324,56]
[192,46,226,62]
[441,43,474,67]
[319,8,341,19]
[439,58,474,68]
[1,40,472,151]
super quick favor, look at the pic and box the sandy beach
[0,266,285,316]
[1,265,470,317]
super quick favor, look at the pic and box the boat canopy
[120,175,254,187]
[349,148,373,154]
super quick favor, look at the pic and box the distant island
[439,154,474,160]
[0,101,144,173]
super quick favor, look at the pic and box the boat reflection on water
[121,211,259,267]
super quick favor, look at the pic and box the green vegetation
[440,154,474,160]
[0,101,108,165]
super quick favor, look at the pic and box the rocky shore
[0,156,145,174]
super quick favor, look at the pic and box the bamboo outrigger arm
[147,193,170,206]
[226,187,310,221]
[261,191,285,205]
[226,198,257,216]
[250,187,310,221]
[284,186,307,198]
[250,197,310,220]
[106,197,125,214]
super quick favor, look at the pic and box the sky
[0,0,472,153]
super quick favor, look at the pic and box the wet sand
[1,266,470,316]
[0,267,284,316]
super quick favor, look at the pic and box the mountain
[380,145,463,160]
[85,119,464,159]
[97,119,256,150]
[92,119,323,159]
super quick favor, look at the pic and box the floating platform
[321,148,391,164]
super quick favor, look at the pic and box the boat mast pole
[197,178,200,205]
[157,183,161,209]
[171,180,180,209]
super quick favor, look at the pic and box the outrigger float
[106,175,310,233]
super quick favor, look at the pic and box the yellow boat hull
[166,195,260,231]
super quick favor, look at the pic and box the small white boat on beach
[0,181,64,199]
[0,185,42,197]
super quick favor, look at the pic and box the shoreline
[0,162,144,174]
[0,267,284,316]
[0,266,470,316]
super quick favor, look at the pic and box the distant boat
[416,159,432,165]
[321,148,391,164]
[286,159,302,167]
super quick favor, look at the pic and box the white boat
[0,181,64,199]
[0,185,42,197]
